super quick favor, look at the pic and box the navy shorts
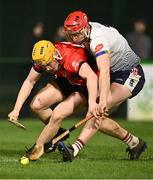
[110,64,145,98]
[54,77,88,99]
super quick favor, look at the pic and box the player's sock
[122,132,139,149]
[71,139,85,157]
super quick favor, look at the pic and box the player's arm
[90,37,110,117]
[8,67,41,121]
[78,62,98,114]
[96,53,110,116]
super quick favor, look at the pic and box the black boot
[44,127,69,153]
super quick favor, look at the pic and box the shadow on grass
[0,149,23,157]
[1,148,152,164]
[76,153,153,162]
[0,148,64,164]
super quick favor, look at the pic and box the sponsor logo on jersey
[95,44,103,53]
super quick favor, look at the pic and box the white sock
[123,132,139,149]
[72,139,84,157]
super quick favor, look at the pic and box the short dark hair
[134,18,147,25]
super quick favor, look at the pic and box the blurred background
[0,0,153,119]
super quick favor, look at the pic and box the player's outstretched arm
[8,67,41,121]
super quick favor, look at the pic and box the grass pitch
[0,118,153,179]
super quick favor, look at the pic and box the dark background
[0,0,153,57]
[0,0,152,118]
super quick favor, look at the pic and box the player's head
[32,40,62,72]
[64,11,90,44]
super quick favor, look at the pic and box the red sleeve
[67,48,87,74]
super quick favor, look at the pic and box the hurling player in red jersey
[8,40,98,159]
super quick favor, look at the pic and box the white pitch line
[0,158,18,162]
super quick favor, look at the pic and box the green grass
[0,118,153,179]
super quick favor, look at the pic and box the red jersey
[33,42,87,86]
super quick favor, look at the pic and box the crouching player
[8,40,98,154]
[13,40,98,160]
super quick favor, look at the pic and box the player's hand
[8,110,19,121]
[92,102,108,119]
[88,102,99,118]
[98,102,108,118]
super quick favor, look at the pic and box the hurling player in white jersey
[57,11,147,161]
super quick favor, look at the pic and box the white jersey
[82,22,140,72]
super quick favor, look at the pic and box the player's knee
[99,119,110,131]
[30,96,45,112]
[51,111,65,124]
[99,119,120,132]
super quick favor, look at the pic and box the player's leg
[29,92,86,160]
[80,75,145,159]
[30,82,64,124]
[74,84,131,142]
[36,91,86,145]
[96,65,146,159]
[68,117,97,157]
[25,80,67,156]
[26,78,75,155]
[98,81,146,160]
